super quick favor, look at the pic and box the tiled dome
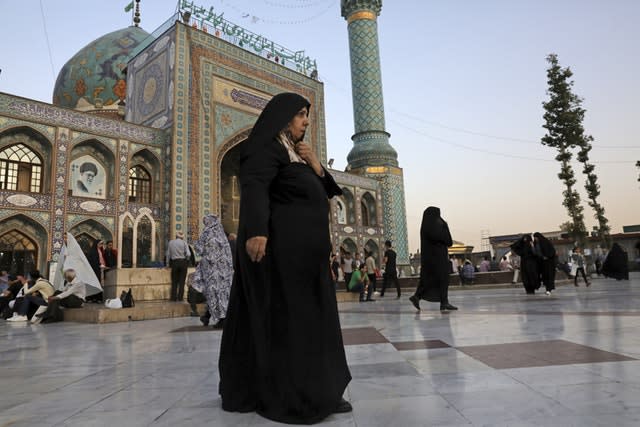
[52,26,150,113]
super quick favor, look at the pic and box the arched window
[341,188,356,225]
[362,192,377,226]
[361,201,370,226]
[129,165,151,203]
[336,199,347,225]
[0,144,42,193]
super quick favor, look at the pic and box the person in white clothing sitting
[49,269,86,309]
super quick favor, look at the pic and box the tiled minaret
[341,0,409,265]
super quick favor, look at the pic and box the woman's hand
[246,236,268,262]
[295,142,324,176]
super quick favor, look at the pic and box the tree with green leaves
[541,53,588,243]
[577,141,610,247]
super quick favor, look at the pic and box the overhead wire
[39,0,56,81]
[319,76,638,164]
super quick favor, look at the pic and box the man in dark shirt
[0,275,22,317]
[380,240,400,298]
[103,241,118,268]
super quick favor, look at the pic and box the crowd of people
[1,268,88,323]
[328,239,400,302]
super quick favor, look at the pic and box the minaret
[341,0,409,265]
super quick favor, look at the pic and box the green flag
[124,1,134,12]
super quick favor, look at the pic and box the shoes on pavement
[409,295,420,310]
[333,398,353,414]
[440,304,458,311]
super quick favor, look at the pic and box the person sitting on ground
[50,269,86,308]
[499,256,512,271]
[460,260,475,285]
[0,274,22,318]
[35,269,87,324]
[8,271,55,322]
[348,264,373,302]
[0,270,9,293]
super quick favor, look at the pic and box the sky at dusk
[1,0,638,252]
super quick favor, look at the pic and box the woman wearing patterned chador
[191,214,233,328]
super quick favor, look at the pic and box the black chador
[511,234,539,294]
[410,207,457,311]
[602,243,629,280]
[534,232,557,292]
[218,93,351,424]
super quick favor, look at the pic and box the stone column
[341,0,409,265]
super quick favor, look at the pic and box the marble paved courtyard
[2,273,640,426]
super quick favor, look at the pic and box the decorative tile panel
[0,93,162,144]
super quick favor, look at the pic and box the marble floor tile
[347,374,437,402]
[352,395,470,427]
[532,381,640,414]
[345,343,407,366]
[408,350,493,375]
[348,361,421,380]
[441,387,574,425]
[427,370,524,394]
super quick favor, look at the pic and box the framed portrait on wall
[70,155,106,199]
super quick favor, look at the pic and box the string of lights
[214,0,336,25]
[262,0,333,9]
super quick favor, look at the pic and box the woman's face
[288,107,309,142]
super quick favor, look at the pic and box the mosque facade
[0,1,408,276]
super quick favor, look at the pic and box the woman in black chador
[410,206,457,311]
[602,243,629,280]
[511,234,539,294]
[533,232,557,295]
[218,93,352,424]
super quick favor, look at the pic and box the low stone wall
[103,267,195,302]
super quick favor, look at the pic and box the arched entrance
[0,230,37,275]
[68,220,113,258]
[218,131,250,235]
[0,214,48,275]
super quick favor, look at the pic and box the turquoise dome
[52,26,150,111]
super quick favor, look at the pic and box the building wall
[0,92,167,274]
[126,23,328,240]
[331,169,385,265]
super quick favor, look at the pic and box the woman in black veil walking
[533,232,557,295]
[511,234,539,294]
[410,206,457,311]
[602,243,629,280]
[218,93,351,424]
